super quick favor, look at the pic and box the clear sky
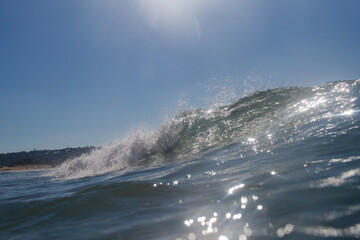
[1,0,359,153]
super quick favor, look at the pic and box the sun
[137,0,201,42]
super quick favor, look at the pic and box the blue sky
[1,0,359,153]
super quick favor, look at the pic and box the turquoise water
[1,80,360,239]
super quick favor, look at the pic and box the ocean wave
[50,79,360,180]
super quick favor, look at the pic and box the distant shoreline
[0,164,56,172]
[0,146,95,173]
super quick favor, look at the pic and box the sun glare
[138,0,202,42]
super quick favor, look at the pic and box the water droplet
[284,224,294,234]
[219,235,228,240]
[239,234,247,240]
[188,232,196,240]
[277,228,285,238]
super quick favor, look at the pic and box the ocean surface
[1,80,360,240]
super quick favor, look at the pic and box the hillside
[0,146,96,168]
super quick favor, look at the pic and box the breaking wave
[50,79,360,179]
